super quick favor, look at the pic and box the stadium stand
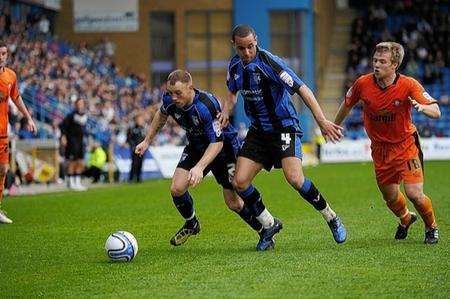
[344,0,450,139]
[0,0,186,148]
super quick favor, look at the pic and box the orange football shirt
[345,73,437,143]
[0,67,19,138]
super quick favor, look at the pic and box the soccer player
[334,42,440,244]
[219,25,347,247]
[60,98,88,191]
[135,70,276,249]
[0,42,37,224]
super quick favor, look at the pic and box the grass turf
[0,161,449,298]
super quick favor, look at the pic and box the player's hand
[26,117,37,134]
[410,99,425,112]
[318,119,344,143]
[217,112,230,128]
[188,166,204,187]
[135,140,150,156]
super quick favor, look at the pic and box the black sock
[172,191,196,225]
[237,204,263,232]
[236,185,266,216]
[297,177,327,211]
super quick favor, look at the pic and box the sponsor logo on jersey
[279,71,294,87]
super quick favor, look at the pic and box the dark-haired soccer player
[136,69,277,249]
[0,42,37,224]
[335,42,440,244]
[219,25,347,247]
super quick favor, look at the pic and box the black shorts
[177,144,236,189]
[65,141,85,160]
[239,127,303,171]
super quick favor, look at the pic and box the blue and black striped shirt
[160,88,239,152]
[227,47,304,133]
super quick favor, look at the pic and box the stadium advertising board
[321,138,450,163]
[149,146,185,178]
[73,0,138,32]
[113,144,162,181]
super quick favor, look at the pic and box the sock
[172,191,196,226]
[256,209,275,229]
[237,204,263,232]
[386,192,411,226]
[236,185,266,216]
[412,195,437,229]
[297,177,327,211]
[319,203,337,222]
[69,175,76,187]
[0,173,5,209]
[75,175,82,186]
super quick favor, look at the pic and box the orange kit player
[0,42,37,224]
[334,42,441,244]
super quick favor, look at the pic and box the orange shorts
[371,133,424,186]
[0,141,9,164]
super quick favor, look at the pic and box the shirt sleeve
[344,78,361,108]
[198,102,223,144]
[159,94,171,115]
[226,65,238,94]
[9,72,19,101]
[261,52,304,95]
[409,78,438,105]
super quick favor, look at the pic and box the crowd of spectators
[1,0,186,148]
[344,0,450,139]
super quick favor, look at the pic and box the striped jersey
[160,88,239,152]
[227,46,304,133]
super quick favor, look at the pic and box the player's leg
[0,162,12,224]
[233,157,282,250]
[222,188,263,233]
[378,183,417,239]
[169,167,200,246]
[404,183,438,244]
[67,160,76,189]
[281,156,347,243]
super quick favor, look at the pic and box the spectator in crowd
[83,141,107,183]
[126,113,146,183]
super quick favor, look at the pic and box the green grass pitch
[1,161,449,298]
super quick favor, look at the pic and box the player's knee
[405,189,424,203]
[170,184,185,197]
[225,196,243,212]
[232,176,249,192]
[286,172,304,190]
[0,165,8,177]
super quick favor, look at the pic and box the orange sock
[412,195,437,229]
[386,192,411,226]
[0,174,5,209]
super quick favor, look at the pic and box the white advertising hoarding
[74,0,138,32]
[321,138,450,163]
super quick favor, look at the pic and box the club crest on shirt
[253,72,261,84]
[192,115,199,126]
[393,99,401,107]
[234,73,240,81]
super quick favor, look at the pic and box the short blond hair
[167,69,192,86]
[374,42,405,69]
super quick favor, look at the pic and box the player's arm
[411,101,440,119]
[135,110,168,156]
[189,141,224,187]
[334,101,353,126]
[11,95,36,133]
[218,91,237,127]
[297,85,343,143]
[409,79,441,119]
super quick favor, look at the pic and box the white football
[105,231,138,262]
